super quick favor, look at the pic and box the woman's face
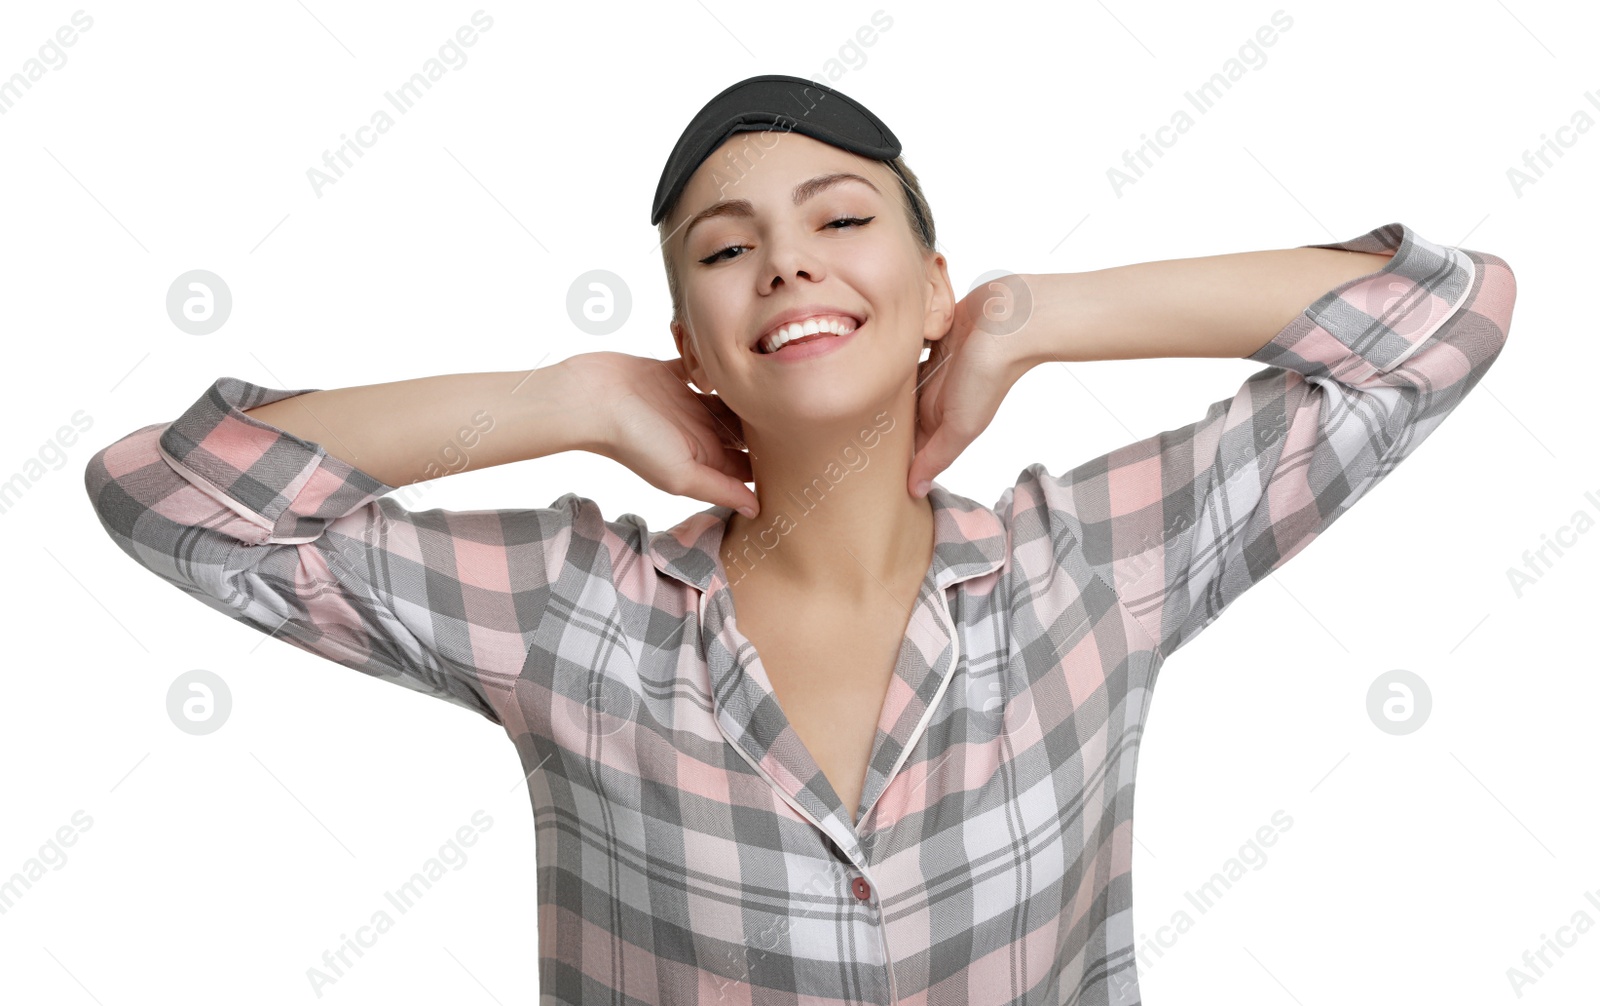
[666,132,952,432]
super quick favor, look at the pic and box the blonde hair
[656,154,938,325]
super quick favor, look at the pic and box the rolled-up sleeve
[1022,221,1517,659]
[84,376,595,725]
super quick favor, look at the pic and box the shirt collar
[647,480,1009,594]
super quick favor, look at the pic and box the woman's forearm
[240,360,599,488]
[1010,247,1395,367]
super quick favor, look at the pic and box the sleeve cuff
[156,376,397,545]
[1248,221,1477,375]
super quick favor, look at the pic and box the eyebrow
[680,172,882,247]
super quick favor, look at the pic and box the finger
[694,467,760,516]
[659,446,756,515]
[704,439,753,483]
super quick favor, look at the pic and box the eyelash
[698,215,876,266]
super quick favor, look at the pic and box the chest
[730,593,917,826]
[514,551,1146,1006]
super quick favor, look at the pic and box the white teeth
[758,315,858,354]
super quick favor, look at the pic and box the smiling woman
[85,70,1516,1006]
[647,77,957,565]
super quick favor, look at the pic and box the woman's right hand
[570,351,759,517]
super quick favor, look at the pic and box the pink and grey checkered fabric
[85,222,1515,1004]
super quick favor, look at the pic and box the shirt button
[851,876,871,901]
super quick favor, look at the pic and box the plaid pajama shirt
[85,222,1515,1004]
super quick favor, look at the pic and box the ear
[921,249,955,345]
[671,317,714,393]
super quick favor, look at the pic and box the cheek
[682,273,722,329]
[842,230,920,294]
[845,252,921,334]
[683,292,745,373]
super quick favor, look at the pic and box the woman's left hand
[908,275,1035,498]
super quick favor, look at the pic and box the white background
[1,1,1593,1003]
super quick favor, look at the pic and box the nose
[769,267,811,290]
[762,229,821,290]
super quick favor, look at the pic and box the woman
[85,74,1516,1005]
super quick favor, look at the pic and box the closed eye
[697,215,876,266]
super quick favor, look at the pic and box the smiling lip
[750,304,864,353]
[755,321,862,362]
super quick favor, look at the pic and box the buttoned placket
[707,557,984,1005]
[700,577,898,1004]
[648,486,1008,1005]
